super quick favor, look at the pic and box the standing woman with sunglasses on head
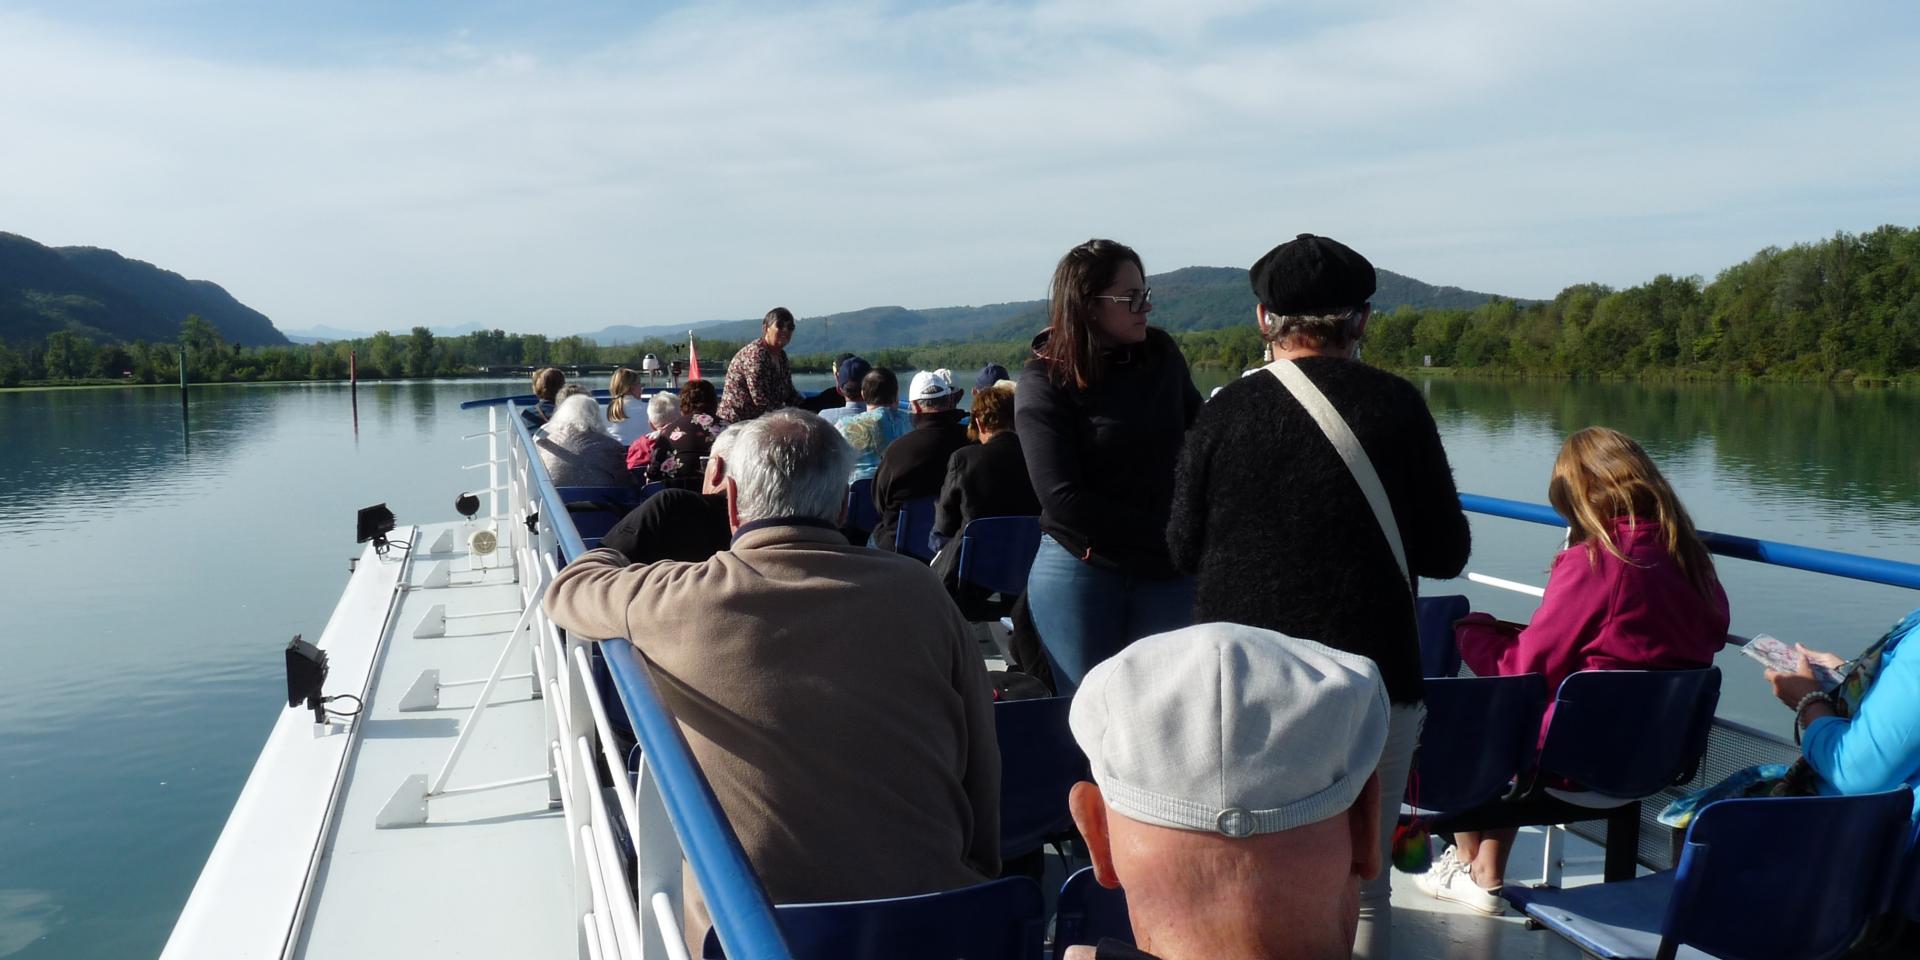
[717,307,803,424]
[1018,238,1201,694]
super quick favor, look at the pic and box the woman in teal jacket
[1766,607,1920,817]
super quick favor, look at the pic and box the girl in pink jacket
[1419,426,1730,915]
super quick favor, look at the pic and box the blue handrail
[507,404,793,960]
[1458,493,1920,592]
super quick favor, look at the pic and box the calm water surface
[2,373,1917,958]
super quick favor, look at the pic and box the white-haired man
[1064,622,1389,960]
[545,409,1000,935]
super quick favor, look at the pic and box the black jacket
[1016,328,1201,578]
[873,409,971,553]
[1167,357,1471,703]
[933,432,1042,542]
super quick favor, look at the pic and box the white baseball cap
[908,368,957,402]
[1069,622,1389,838]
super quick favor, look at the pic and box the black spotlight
[286,635,330,724]
[356,503,397,553]
[454,492,481,519]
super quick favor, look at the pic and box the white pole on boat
[428,602,538,795]
[1464,571,1547,598]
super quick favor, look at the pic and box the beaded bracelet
[1793,691,1835,744]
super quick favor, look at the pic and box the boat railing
[493,402,792,960]
[1453,491,1920,877]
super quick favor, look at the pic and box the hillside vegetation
[3,225,1914,387]
[0,232,285,347]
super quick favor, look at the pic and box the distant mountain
[655,266,1524,355]
[575,318,739,346]
[0,232,286,346]
[282,321,495,343]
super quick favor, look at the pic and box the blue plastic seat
[1430,668,1722,882]
[1895,818,1920,923]
[1509,789,1913,960]
[1054,867,1132,951]
[1408,674,1547,814]
[994,696,1087,859]
[957,516,1043,597]
[894,496,938,561]
[700,876,1045,960]
[1416,594,1470,678]
[845,478,880,533]
[1536,668,1721,801]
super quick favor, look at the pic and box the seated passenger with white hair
[537,393,636,488]
[544,409,1001,942]
[1065,622,1389,960]
[624,390,680,474]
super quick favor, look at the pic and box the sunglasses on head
[1092,287,1152,314]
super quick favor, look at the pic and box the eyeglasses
[1091,288,1152,314]
[772,320,795,330]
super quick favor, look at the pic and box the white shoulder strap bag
[1264,360,1412,595]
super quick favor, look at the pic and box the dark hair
[680,379,718,417]
[1041,238,1144,389]
[532,367,565,402]
[764,307,796,330]
[862,367,899,406]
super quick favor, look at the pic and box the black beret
[1249,233,1376,314]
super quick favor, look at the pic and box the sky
[2,0,1917,336]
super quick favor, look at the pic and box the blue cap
[974,363,1010,391]
[836,355,873,391]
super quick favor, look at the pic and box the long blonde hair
[1547,427,1717,598]
[608,368,639,422]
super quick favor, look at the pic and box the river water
[1,373,1916,959]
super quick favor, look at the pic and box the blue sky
[1,1,1916,336]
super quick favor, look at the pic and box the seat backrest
[639,480,668,502]
[701,876,1046,960]
[957,516,1043,597]
[1662,789,1913,960]
[1416,594,1470,678]
[994,696,1087,859]
[845,478,879,533]
[1897,818,1920,923]
[1537,667,1721,800]
[1411,674,1547,814]
[1054,867,1132,950]
[895,496,938,561]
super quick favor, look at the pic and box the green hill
[0,232,286,346]
[640,265,1520,355]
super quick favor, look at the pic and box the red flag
[686,331,702,380]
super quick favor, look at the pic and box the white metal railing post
[488,406,504,529]
[635,758,687,960]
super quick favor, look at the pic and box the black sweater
[1167,358,1470,703]
[872,410,972,553]
[933,432,1043,540]
[1017,328,1201,578]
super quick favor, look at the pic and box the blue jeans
[1025,535,1196,695]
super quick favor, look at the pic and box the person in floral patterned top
[717,307,803,423]
[648,379,722,486]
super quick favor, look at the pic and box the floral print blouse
[647,412,719,484]
[716,340,802,423]
[837,406,911,482]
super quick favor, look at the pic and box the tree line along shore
[4,225,1916,390]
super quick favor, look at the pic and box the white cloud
[0,1,1915,334]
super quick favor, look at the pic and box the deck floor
[1386,826,1593,960]
[296,525,573,959]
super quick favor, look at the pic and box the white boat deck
[1385,828,1595,960]
[294,523,572,959]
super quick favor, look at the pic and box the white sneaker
[1416,849,1504,916]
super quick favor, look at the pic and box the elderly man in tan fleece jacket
[545,408,1001,933]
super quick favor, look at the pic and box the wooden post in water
[349,349,360,435]
[178,343,188,415]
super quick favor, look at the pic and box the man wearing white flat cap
[1065,622,1390,960]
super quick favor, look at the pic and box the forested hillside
[0,232,285,347]
[3,225,1914,387]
